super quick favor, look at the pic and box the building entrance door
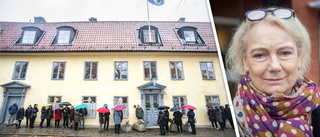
[145,94,159,126]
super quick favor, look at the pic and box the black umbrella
[170,107,181,112]
[59,102,71,106]
[206,103,219,108]
[158,105,170,110]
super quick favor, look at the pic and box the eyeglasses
[245,8,295,21]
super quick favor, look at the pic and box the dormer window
[15,26,44,45]
[137,25,162,45]
[51,26,77,45]
[176,26,206,45]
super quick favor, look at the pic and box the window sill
[51,79,65,80]
[12,78,26,80]
[202,79,216,80]
[114,79,128,81]
[84,79,98,81]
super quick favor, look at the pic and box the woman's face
[243,21,300,95]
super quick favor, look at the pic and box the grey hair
[226,8,311,81]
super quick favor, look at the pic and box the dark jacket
[312,106,320,137]
[46,108,53,119]
[158,112,166,126]
[99,113,104,124]
[16,108,25,120]
[104,112,110,120]
[224,106,232,119]
[62,107,70,117]
[8,104,18,114]
[136,108,144,118]
[164,110,169,121]
[40,108,47,120]
[70,108,75,119]
[173,111,182,125]
[80,108,87,117]
[220,107,226,120]
[214,108,223,122]
[25,107,33,118]
[30,107,39,118]
[74,111,80,123]
[207,109,215,121]
[187,111,195,123]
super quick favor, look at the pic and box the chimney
[89,17,97,22]
[34,17,46,23]
[178,17,185,22]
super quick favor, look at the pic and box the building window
[84,62,98,80]
[175,26,206,45]
[51,62,66,80]
[205,95,220,106]
[12,62,28,79]
[137,25,163,45]
[200,62,216,80]
[169,61,184,80]
[82,96,96,117]
[51,26,77,45]
[143,61,157,80]
[114,96,129,118]
[48,96,62,117]
[15,26,44,45]
[114,62,128,80]
[173,96,187,116]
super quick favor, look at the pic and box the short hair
[226,7,311,81]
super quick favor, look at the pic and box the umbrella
[182,105,197,110]
[158,105,170,110]
[170,107,181,112]
[59,102,71,106]
[114,105,126,111]
[103,103,108,108]
[96,107,110,113]
[206,103,219,108]
[75,105,87,110]
[42,103,53,107]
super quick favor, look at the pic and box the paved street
[0,124,236,137]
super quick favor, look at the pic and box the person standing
[163,108,169,133]
[7,101,18,126]
[46,106,53,127]
[62,106,70,128]
[79,108,87,129]
[224,104,234,129]
[74,109,81,131]
[214,106,224,131]
[312,106,320,136]
[70,106,75,129]
[187,109,196,135]
[29,104,38,128]
[104,107,110,131]
[113,110,122,134]
[219,106,226,129]
[135,105,143,119]
[55,106,62,128]
[98,112,104,133]
[25,105,32,127]
[39,106,47,128]
[208,107,217,129]
[15,105,25,129]
[173,110,183,133]
[158,111,166,135]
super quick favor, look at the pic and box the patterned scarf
[233,75,320,137]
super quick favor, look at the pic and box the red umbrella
[114,105,126,111]
[96,107,110,113]
[182,105,197,110]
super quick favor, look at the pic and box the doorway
[145,94,159,125]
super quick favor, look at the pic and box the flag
[148,0,165,6]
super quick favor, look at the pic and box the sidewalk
[0,124,236,137]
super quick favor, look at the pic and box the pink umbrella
[114,105,126,111]
[182,105,197,110]
[96,107,110,113]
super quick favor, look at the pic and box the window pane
[52,63,59,79]
[151,67,157,78]
[114,97,121,106]
[143,30,156,43]
[91,63,97,79]
[144,62,151,79]
[82,97,96,117]
[59,63,65,79]
[121,63,128,79]
[207,63,214,79]
[84,63,91,79]
[57,30,70,44]
[200,63,208,79]
[180,97,187,115]
[170,62,176,79]
[184,31,195,42]
[22,31,36,44]
[13,63,21,78]
[173,97,179,107]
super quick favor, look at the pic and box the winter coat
[70,109,75,119]
[220,107,226,120]
[173,111,182,125]
[80,108,87,117]
[40,108,47,120]
[99,113,105,124]
[55,109,62,120]
[187,111,195,123]
[104,112,110,120]
[312,106,320,137]
[113,111,122,124]
[224,107,232,119]
[16,108,25,120]
[74,111,80,123]
[8,104,18,114]
[136,108,144,118]
[46,108,53,119]
[62,107,70,117]
[25,107,32,118]
[214,108,223,122]
[164,110,169,121]
[158,113,166,126]
[30,107,38,118]
[207,109,215,121]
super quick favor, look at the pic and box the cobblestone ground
[0,124,236,137]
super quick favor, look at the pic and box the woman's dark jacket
[104,112,110,120]
[214,108,223,122]
[208,109,215,121]
[46,108,53,119]
[70,109,75,119]
[187,111,195,123]
[41,108,47,120]
[25,107,32,118]
[99,113,104,124]
[173,111,182,125]
[30,107,39,118]
[16,108,25,120]
[63,107,70,117]
[158,112,166,126]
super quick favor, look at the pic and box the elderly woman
[226,7,320,137]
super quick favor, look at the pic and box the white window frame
[169,61,184,80]
[51,62,66,80]
[113,96,129,118]
[114,61,128,80]
[172,96,188,117]
[22,30,36,44]
[143,61,158,80]
[84,62,98,80]
[200,62,216,80]
[82,96,97,118]
[12,62,29,80]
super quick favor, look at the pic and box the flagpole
[147,0,152,42]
